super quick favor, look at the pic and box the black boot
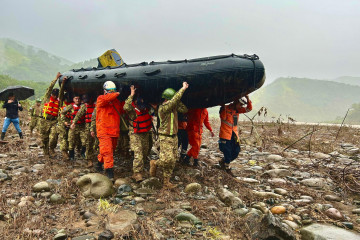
[105,168,114,179]
[18,132,23,139]
[193,159,199,167]
[96,161,103,172]
[81,147,86,159]
[182,155,191,166]
[1,132,5,141]
[69,150,75,161]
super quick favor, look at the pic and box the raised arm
[96,92,120,108]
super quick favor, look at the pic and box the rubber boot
[163,177,177,189]
[182,155,191,166]
[81,147,86,159]
[61,150,69,160]
[18,132,23,139]
[132,172,143,182]
[69,150,75,161]
[149,160,157,177]
[96,161,103,172]
[193,159,199,167]
[1,132,5,141]
[105,168,114,180]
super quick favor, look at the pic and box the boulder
[140,177,162,190]
[216,188,244,208]
[300,223,360,240]
[325,208,343,220]
[76,173,113,198]
[105,210,137,235]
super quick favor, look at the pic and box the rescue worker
[149,82,189,189]
[29,98,42,136]
[115,113,132,161]
[40,72,61,157]
[177,113,188,161]
[218,95,252,174]
[58,91,72,159]
[124,86,153,182]
[61,94,86,161]
[183,108,214,167]
[72,94,96,167]
[90,107,99,161]
[1,92,23,140]
[96,81,123,179]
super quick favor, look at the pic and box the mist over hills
[0,38,97,82]
[250,77,360,123]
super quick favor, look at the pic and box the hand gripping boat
[59,54,265,108]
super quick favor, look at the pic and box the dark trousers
[219,132,240,164]
[177,129,188,153]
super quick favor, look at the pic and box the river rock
[140,177,162,190]
[32,164,45,170]
[117,184,132,196]
[53,232,67,240]
[325,208,343,220]
[0,154,7,158]
[324,194,341,202]
[98,229,114,240]
[184,183,202,193]
[352,209,360,214]
[216,188,244,208]
[105,210,137,235]
[237,177,259,183]
[274,188,288,195]
[300,223,360,240]
[271,206,286,214]
[175,212,202,226]
[72,235,96,240]
[283,220,299,229]
[76,173,113,198]
[301,178,326,188]
[268,178,287,185]
[253,191,283,199]
[32,181,52,192]
[266,154,283,162]
[263,169,291,178]
[114,178,130,188]
[313,152,330,159]
[50,194,64,204]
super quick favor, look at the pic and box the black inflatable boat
[59,54,265,108]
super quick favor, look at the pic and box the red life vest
[71,103,85,124]
[131,102,152,133]
[44,96,59,117]
[85,103,95,123]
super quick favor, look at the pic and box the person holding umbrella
[1,92,23,140]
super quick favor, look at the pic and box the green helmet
[161,88,176,100]
[36,98,42,102]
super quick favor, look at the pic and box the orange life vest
[131,102,152,133]
[43,96,59,117]
[71,103,85,124]
[219,105,239,140]
[85,103,95,123]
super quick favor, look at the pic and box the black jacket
[2,100,23,119]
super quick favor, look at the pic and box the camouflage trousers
[157,134,178,178]
[58,123,70,151]
[68,124,86,150]
[131,131,152,173]
[116,131,130,157]
[84,123,95,160]
[40,118,58,155]
[30,117,40,132]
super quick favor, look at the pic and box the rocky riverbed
[0,117,360,239]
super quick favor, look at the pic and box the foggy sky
[1,0,359,83]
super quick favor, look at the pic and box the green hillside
[0,38,99,82]
[0,74,47,100]
[331,76,360,87]
[251,77,360,122]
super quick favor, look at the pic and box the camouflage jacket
[158,88,188,136]
[29,104,42,117]
[90,107,97,132]
[73,104,87,124]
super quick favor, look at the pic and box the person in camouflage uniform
[40,72,62,157]
[90,107,99,152]
[58,92,72,159]
[150,82,188,188]
[72,94,96,167]
[61,94,86,161]
[124,86,154,182]
[29,99,42,136]
[115,113,132,161]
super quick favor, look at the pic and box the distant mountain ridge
[251,77,360,122]
[331,76,360,86]
[0,38,97,82]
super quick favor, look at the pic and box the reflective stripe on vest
[131,102,152,133]
[44,96,59,117]
[85,103,95,123]
[71,104,85,124]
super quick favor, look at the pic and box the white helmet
[103,81,116,93]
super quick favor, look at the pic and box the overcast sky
[1,0,359,83]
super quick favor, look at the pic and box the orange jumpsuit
[186,108,212,159]
[96,93,124,169]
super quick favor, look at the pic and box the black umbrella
[0,85,35,101]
